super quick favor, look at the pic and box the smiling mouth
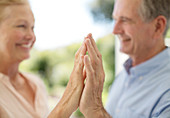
[118,35,131,42]
[16,43,32,48]
[122,38,131,41]
[119,37,131,43]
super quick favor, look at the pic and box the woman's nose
[25,29,35,41]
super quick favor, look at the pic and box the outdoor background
[20,0,170,117]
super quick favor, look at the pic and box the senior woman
[0,0,86,117]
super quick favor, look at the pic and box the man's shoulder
[151,88,170,117]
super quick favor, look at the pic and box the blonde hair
[0,0,29,22]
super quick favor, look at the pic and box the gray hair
[139,0,170,37]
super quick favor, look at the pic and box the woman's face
[0,4,36,63]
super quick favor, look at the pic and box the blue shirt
[106,48,170,118]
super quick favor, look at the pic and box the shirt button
[116,109,120,113]
[139,76,143,80]
[125,83,128,87]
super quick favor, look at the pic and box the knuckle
[102,73,105,82]
[91,60,95,66]
[89,69,95,76]
[75,66,81,74]
[75,70,80,75]
[102,72,105,78]
[91,59,98,66]
[78,61,83,68]
[72,66,81,76]
[75,53,78,58]
[98,53,102,59]
[102,76,105,83]
[74,60,79,66]
[97,71,105,83]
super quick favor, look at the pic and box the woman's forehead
[3,4,34,22]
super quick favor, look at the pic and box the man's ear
[153,15,167,39]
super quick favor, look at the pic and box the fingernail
[91,34,93,39]
[82,43,85,48]
[85,55,90,63]
[84,37,86,41]
[81,54,84,58]
[80,54,84,61]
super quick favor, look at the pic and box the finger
[75,42,86,64]
[83,67,86,81]
[72,54,84,81]
[84,55,94,82]
[80,42,87,56]
[77,54,84,71]
[87,33,101,58]
[75,44,83,59]
[85,39,99,67]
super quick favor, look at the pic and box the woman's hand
[48,42,86,118]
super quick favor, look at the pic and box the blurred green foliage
[167,29,170,38]
[88,0,114,23]
[20,33,115,117]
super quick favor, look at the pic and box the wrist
[48,104,71,118]
[49,84,82,118]
[48,92,75,118]
[84,107,112,118]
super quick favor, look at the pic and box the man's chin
[120,47,131,55]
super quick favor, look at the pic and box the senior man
[79,0,170,117]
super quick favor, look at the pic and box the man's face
[112,0,155,57]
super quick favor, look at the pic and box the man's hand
[79,33,112,118]
[48,43,86,118]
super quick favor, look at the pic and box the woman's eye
[17,25,26,28]
[32,26,35,30]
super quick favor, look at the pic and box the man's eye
[121,19,127,22]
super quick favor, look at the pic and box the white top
[0,72,49,118]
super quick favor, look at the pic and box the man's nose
[112,21,123,35]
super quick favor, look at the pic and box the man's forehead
[114,0,142,8]
[113,0,141,17]
[114,0,142,3]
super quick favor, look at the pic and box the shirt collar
[123,58,132,74]
[124,47,170,76]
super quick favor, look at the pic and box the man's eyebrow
[120,16,133,21]
[113,16,135,23]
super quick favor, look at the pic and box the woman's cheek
[11,30,25,42]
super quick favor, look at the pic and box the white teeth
[20,43,32,48]
[120,38,130,41]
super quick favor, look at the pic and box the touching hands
[48,33,111,118]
